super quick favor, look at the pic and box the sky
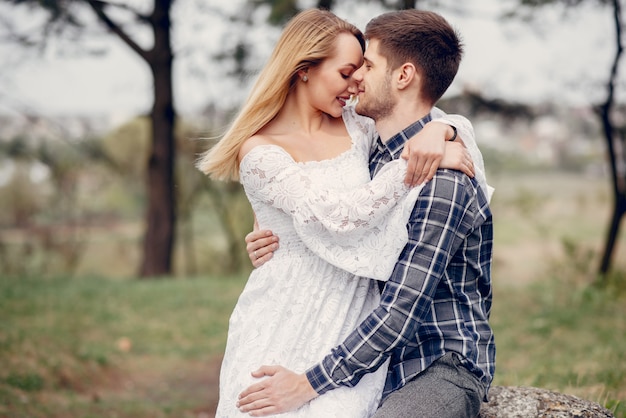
[0,0,619,120]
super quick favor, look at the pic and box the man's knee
[374,382,480,418]
[374,354,483,418]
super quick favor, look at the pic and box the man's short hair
[365,9,463,105]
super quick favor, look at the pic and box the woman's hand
[442,141,475,178]
[246,229,279,268]
[401,121,452,186]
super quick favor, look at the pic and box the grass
[491,273,626,416]
[0,274,246,417]
[486,171,626,416]
[1,272,624,417]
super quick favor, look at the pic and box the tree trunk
[139,0,176,278]
[600,196,626,274]
[317,0,333,9]
[597,0,624,278]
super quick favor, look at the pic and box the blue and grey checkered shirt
[305,113,496,400]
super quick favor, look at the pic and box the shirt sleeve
[240,145,423,280]
[305,171,477,393]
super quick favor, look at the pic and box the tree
[0,116,113,277]
[89,0,176,278]
[259,0,422,24]
[2,0,176,277]
[513,0,625,278]
[596,0,625,277]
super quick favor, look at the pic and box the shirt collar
[376,112,433,158]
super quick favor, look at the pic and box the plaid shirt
[305,113,496,400]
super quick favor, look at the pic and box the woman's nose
[347,80,358,94]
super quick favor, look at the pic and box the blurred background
[0,0,625,417]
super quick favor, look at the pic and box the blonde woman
[198,9,476,417]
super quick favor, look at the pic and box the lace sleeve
[431,108,495,202]
[240,145,423,280]
[343,106,377,155]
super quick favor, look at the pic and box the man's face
[353,39,396,121]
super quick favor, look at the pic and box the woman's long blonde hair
[197,9,365,181]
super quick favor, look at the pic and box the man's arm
[306,171,475,394]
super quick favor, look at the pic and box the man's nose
[352,66,364,82]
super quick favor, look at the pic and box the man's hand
[401,121,451,186]
[246,229,279,268]
[237,365,319,416]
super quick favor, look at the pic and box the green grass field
[0,274,247,417]
[1,273,624,417]
[1,172,625,417]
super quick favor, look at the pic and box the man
[238,9,495,418]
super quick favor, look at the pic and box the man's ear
[396,63,418,91]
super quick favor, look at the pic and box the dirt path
[92,355,223,417]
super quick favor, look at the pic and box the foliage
[510,0,626,279]
[0,125,120,277]
[175,118,255,276]
[514,0,612,8]
[100,117,152,179]
[0,0,180,277]
[0,112,254,279]
[1,0,623,281]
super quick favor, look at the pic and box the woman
[198,9,478,417]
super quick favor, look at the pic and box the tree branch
[83,0,149,61]
[92,0,151,24]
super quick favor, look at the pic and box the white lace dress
[215,107,485,417]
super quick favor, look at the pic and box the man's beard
[355,75,395,121]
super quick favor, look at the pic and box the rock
[479,386,614,417]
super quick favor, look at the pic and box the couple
[199,8,494,418]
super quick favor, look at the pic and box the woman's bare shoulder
[238,134,275,162]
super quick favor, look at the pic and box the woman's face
[304,33,364,118]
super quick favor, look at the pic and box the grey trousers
[373,353,485,418]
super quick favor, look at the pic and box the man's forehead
[364,39,383,62]
[365,38,379,52]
